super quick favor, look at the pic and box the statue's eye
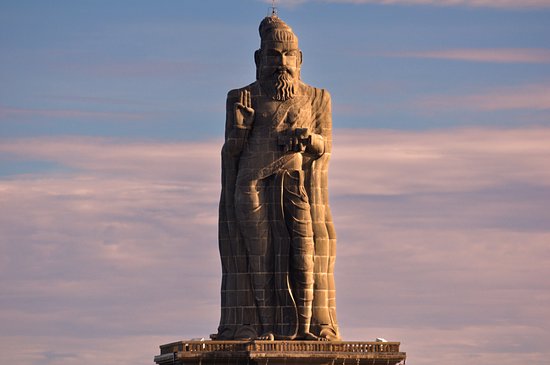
[266,50,281,57]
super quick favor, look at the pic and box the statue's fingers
[240,91,245,105]
[246,90,251,108]
[282,139,289,152]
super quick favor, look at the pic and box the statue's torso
[219,77,339,341]
[238,88,314,176]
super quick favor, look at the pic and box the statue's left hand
[281,128,311,153]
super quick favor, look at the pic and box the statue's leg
[235,177,274,337]
[283,170,316,339]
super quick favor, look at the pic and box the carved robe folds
[216,81,340,341]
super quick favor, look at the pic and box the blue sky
[1,1,550,365]
[2,0,549,140]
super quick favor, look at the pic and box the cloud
[40,95,156,107]
[0,105,150,121]
[412,83,550,112]
[1,128,550,365]
[80,61,208,78]
[331,127,550,195]
[271,0,550,9]
[0,335,173,365]
[0,137,222,180]
[391,48,550,64]
[344,324,550,365]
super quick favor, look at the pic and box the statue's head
[255,16,302,101]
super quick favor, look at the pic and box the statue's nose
[270,55,284,66]
[271,54,288,66]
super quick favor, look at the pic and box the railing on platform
[162,341,401,355]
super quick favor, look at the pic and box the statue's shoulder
[227,82,258,100]
[301,82,331,105]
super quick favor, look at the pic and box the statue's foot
[234,325,259,341]
[296,331,328,341]
[319,328,340,341]
[257,332,275,341]
[317,334,331,342]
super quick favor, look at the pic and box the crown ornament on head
[259,15,299,49]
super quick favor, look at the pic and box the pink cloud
[393,48,550,63]
[0,335,176,365]
[40,95,155,107]
[1,128,549,365]
[67,60,207,78]
[412,84,550,112]
[331,127,550,195]
[344,324,550,365]
[0,105,149,120]
[0,137,223,182]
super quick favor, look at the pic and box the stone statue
[215,15,340,341]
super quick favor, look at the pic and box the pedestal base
[154,340,406,365]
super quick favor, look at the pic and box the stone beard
[264,69,296,101]
[215,15,340,341]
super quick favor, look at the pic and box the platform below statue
[154,340,406,365]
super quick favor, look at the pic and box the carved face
[258,42,301,82]
[257,42,302,100]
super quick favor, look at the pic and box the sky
[1,1,549,365]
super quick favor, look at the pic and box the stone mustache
[215,15,340,341]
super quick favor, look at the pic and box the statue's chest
[254,100,313,134]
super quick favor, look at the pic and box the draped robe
[216,80,340,341]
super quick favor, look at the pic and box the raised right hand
[234,90,254,129]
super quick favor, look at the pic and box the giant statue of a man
[215,15,340,341]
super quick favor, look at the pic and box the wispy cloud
[331,127,550,195]
[413,83,550,112]
[1,128,549,365]
[40,95,155,107]
[271,0,550,9]
[0,137,222,180]
[0,106,150,121]
[391,48,550,63]
[85,61,208,78]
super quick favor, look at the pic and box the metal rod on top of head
[269,0,278,17]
